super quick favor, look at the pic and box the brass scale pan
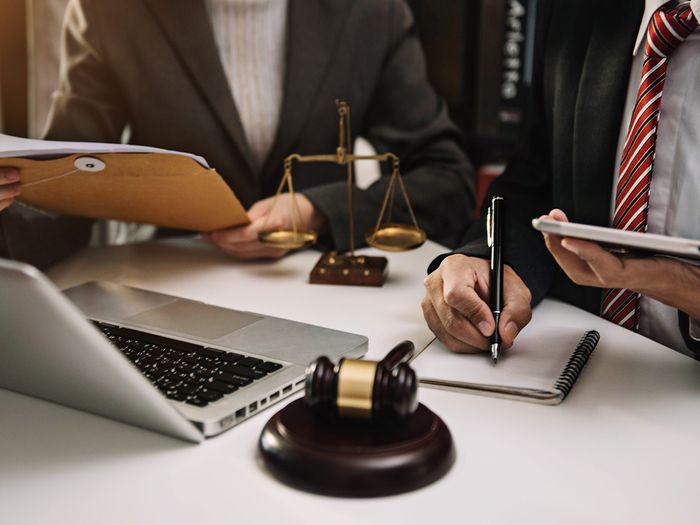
[259,224,425,252]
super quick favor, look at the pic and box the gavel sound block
[258,342,455,497]
[258,400,454,497]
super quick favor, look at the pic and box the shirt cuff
[691,0,700,22]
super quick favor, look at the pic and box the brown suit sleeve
[43,0,128,142]
[0,204,93,270]
[0,0,127,269]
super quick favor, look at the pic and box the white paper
[412,300,600,392]
[0,134,209,168]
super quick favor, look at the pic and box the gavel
[304,340,418,420]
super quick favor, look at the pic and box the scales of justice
[258,101,426,287]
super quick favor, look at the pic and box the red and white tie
[601,2,698,330]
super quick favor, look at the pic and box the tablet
[531,218,700,261]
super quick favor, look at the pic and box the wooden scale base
[258,399,455,497]
[309,252,388,287]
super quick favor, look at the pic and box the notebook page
[412,300,596,392]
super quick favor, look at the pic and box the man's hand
[421,254,532,353]
[0,167,21,213]
[204,193,326,260]
[541,209,700,320]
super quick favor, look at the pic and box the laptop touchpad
[125,300,262,340]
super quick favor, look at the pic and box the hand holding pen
[421,198,533,355]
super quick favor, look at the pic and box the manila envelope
[10,152,249,232]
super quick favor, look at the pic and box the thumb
[247,200,271,221]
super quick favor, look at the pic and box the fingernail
[505,322,519,341]
[6,171,19,182]
[478,321,493,337]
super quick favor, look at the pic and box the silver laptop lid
[0,259,203,443]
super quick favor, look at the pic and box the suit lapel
[260,0,352,184]
[572,0,643,226]
[142,0,258,177]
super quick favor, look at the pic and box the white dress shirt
[205,0,288,170]
[611,0,700,353]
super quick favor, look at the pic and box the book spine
[554,331,600,400]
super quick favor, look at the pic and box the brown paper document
[8,151,249,232]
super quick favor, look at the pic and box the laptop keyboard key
[257,361,283,373]
[180,355,199,365]
[177,384,201,396]
[139,356,159,367]
[195,348,224,358]
[197,359,219,371]
[215,372,253,387]
[168,372,190,383]
[197,389,224,402]
[219,364,266,379]
[219,352,243,363]
[166,392,187,402]
[206,380,238,394]
[236,357,263,368]
[186,398,209,407]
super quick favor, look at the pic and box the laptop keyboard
[91,321,284,408]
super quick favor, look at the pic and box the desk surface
[2,239,699,525]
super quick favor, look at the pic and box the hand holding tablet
[531,209,700,338]
[532,217,700,261]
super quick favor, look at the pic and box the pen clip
[486,205,494,248]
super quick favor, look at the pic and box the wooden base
[258,399,455,497]
[309,252,388,287]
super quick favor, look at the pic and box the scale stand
[309,252,388,287]
[259,101,426,287]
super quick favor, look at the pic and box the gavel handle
[379,340,415,370]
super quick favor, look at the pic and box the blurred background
[0,0,539,214]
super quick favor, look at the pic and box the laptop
[0,258,367,442]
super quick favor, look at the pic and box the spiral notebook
[411,301,600,405]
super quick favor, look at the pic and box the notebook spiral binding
[554,330,600,400]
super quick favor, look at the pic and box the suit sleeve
[428,0,557,307]
[301,0,476,252]
[0,0,126,269]
[43,0,127,142]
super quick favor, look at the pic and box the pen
[487,196,504,365]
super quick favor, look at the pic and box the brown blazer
[1,0,474,268]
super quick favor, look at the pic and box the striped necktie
[601,2,698,330]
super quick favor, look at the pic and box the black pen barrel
[489,197,504,345]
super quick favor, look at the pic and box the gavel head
[304,356,418,421]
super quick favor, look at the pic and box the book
[0,134,249,232]
[411,300,600,405]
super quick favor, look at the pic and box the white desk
[2,238,699,525]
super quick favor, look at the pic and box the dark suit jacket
[432,0,645,312]
[432,0,699,353]
[0,0,474,269]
